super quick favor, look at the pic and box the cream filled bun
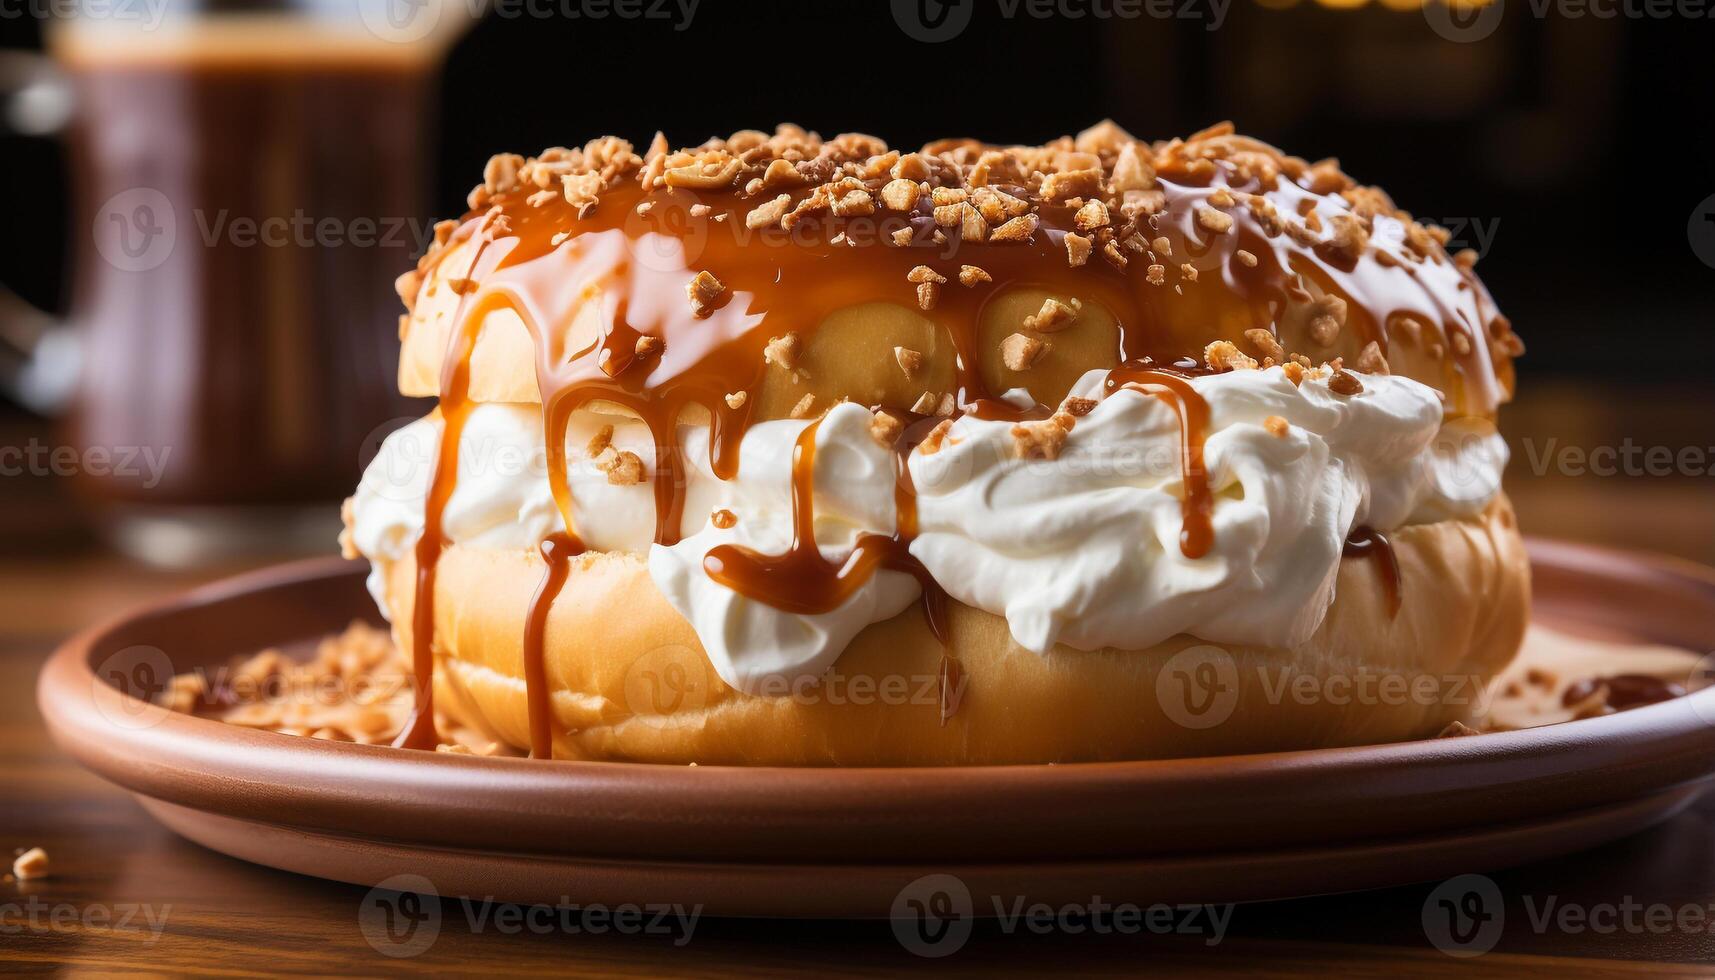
[344,121,1529,763]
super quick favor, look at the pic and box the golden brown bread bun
[395,122,1523,421]
[376,498,1528,765]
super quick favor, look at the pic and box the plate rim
[36,539,1715,865]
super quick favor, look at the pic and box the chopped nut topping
[1023,297,1081,332]
[869,410,904,447]
[1064,233,1092,267]
[917,418,954,455]
[894,346,925,378]
[1264,415,1289,438]
[746,193,792,229]
[1244,328,1284,363]
[937,393,956,417]
[764,332,802,370]
[1111,143,1154,192]
[959,204,990,242]
[1328,368,1364,396]
[634,335,663,358]
[1061,396,1098,417]
[831,188,876,217]
[429,126,1512,406]
[958,265,992,286]
[1001,333,1048,371]
[892,152,932,181]
[711,508,738,530]
[907,265,946,284]
[1308,294,1348,346]
[1074,199,1110,231]
[1204,340,1258,372]
[1195,205,1234,234]
[1355,341,1390,375]
[910,391,939,415]
[594,449,645,485]
[724,391,748,410]
[1395,316,1424,346]
[880,178,920,211]
[1282,361,1306,386]
[686,270,728,318]
[789,393,818,419]
[1009,412,1076,461]
[989,214,1039,242]
[916,281,940,310]
[587,424,614,458]
[1451,331,1473,356]
[13,847,48,881]
[480,153,524,200]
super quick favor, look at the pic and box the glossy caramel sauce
[391,145,1514,751]
[1104,363,1214,559]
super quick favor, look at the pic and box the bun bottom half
[380,497,1529,765]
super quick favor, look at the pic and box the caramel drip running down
[523,532,583,757]
[702,418,945,635]
[1342,526,1401,618]
[394,237,492,751]
[1103,364,1214,560]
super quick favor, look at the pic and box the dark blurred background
[0,0,1710,558]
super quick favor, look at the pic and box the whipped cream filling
[347,366,1506,695]
[909,367,1506,655]
[347,401,919,693]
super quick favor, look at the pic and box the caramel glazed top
[380,120,1524,750]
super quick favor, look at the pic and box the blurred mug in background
[0,0,473,565]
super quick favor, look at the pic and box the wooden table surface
[4,388,1715,976]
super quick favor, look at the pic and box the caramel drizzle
[393,160,1509,751]
[1342,526,1401,619]
[394,235,493,751]
[523,532,582,756]
[1103,363,1214,559]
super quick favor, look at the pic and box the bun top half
[395,121,1521,423]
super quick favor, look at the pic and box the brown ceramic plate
[37,540,1715,917]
